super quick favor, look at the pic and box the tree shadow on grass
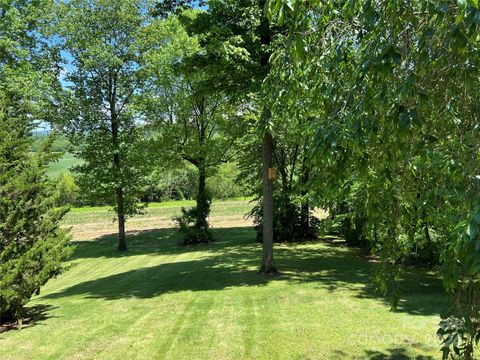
[364,347,435,359]
[274,243,446,316]
[0,304,56,335]
[45,226,446,317]
[71,227,255,260]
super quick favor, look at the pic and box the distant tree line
[30,135,244,205]
[50,161,245,207]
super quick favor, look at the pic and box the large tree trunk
[198,163,206,204]
[195,160,210,233]
[112,138,127,251]
[259,0,275,270]
[116,185,127,251]
[110,78,127,251]
[194,111,211,242]
[261,130,276,273]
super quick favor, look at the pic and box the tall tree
[0,0,71,322]
[141,13,240,244]
[55,0,153,250]
[168,0,282,271]
[258,0,277,272]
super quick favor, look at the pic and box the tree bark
[259,0,275,270]
[112,134,127,251]
[195,160,209,232]
[110,74,127,251]
[194,111,211,239]
[198,163,206,205]
[116,185,127,251]
[261,130,276,273]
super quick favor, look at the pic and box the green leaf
[278,5,285,25]
[294,34,307,59]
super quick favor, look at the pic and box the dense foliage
[0,0,71,322]
[0,98,72,322]
[140,13,241,244]
[267,0,480,358]
[54,0,155,250]
[169,0,285,270]
[238,90,318,243]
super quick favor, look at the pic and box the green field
[47,153,83,178]
[64,197,254,223]
[0,200,444,359]
[63,199,254,241]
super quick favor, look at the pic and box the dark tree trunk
[259,0,275,270]
[112,137,127,251]
[300,154,310,238]
[110,74,127,251]
[261,130,276,273]
[194,111,211,241]
[116,185,127,251]
[195,160,210,233]
[277,161,291,241]
[198,163,206,206]
[300,201,309,237]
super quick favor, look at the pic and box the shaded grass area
[0,227,445,359]
[0,305,55,333]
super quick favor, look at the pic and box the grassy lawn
[0,201,445,359]
[63,199,254,240]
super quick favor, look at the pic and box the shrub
[174,191,213,245]
[175,207,213,245]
